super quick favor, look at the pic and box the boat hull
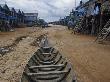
[20,47,77,82]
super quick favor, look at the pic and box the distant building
[25,13,38,22]
[17,9,25,24]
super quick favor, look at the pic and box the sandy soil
[0,25,110,82]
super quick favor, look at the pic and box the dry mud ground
[0,25,110,82]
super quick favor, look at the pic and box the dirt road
[0,25,110,82]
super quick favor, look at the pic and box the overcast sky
[0,0,83,22]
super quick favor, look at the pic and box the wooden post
[91,16,95,35]
[99,0,103,33]
[99,7,102,32]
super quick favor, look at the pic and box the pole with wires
[75,0,76,9]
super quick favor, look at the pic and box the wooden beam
[29,64,65,69]
[27,70,68,76]
[41,53,51,55]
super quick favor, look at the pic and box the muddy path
[0,25,110,82]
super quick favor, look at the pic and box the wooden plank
[42,47,51,49]
[41,53,52,55]
[29,64,65,69]
[27,70,68,76]
[34,55,55,65]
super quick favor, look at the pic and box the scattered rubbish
[0,47,10,56]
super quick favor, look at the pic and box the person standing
[67,20,74,30]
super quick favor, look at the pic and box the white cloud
[0,0,81,22]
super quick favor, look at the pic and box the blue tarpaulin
[0,15,7,19]
[8,16,17,20]
[94,6,100,15]
[0,11,17,20]
[0,11,7,19]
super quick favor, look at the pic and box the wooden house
[1,4,11,21]
[15,9,25,25]
[24,13,38,26]
[0,4,25,31]
[9,7,18,26]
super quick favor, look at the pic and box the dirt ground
[0,25,110,82]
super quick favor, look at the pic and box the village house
[17,9,25,25]
[73,0,110,35]
[9,7,17,27]
[24,13,38,26]
[0,4,25,31]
